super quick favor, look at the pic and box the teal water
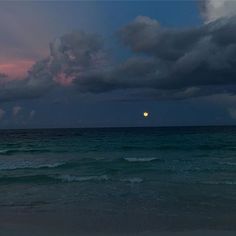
[0,127,236,233]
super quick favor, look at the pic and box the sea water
[0,127,236,234]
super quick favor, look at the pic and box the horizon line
[1,124,236,131]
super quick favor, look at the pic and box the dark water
[0,126,236,233]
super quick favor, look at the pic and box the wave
[121,177,143,183]
[0,174,56,184]
[123,157,160,162]
[0,173,146,185]
[0,174,109,184]
[0,149,9,154]
[219,162,236,166]
[0,148,52,155]
[121,145,153,150]
[199,181,236,185]
[56,174,109,182]
[0,162,67,171]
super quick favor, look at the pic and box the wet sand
[1,210,236,236]
[1,228,236,236]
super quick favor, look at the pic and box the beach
[1,211,236,236]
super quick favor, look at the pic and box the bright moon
[143,112,149,118]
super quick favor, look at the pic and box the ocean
[0,126,236,235]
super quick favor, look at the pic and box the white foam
[201,181,236,185]
[58,174,109,182]
[121,177,143,183]
[0,162,64,171]
[0,149,10,154]
[220,161,236,166]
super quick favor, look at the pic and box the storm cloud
[69,13,236,99]
[118,15,236,89]
[58,14,236,98]
[0,59,53,102]
[1,1,236,102]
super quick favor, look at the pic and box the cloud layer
[1,1,236,102]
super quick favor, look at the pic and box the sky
[1,0,236,128]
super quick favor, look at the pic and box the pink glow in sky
[0,58,35,79]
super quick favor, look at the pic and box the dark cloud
[49,31,106,76]
[2,13,236,102]
[71,15,236,98]
[0,31,104,102]
[73,57,158,93]
[119,16,204,61]
[114,15,236,97]
[0,59,54,102]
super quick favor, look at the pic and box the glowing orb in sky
[143,112,149,118]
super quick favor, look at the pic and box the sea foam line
[0,162,65,171]
[200,181,236,185]
[57,174,109,182]
[121,177,143,183]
